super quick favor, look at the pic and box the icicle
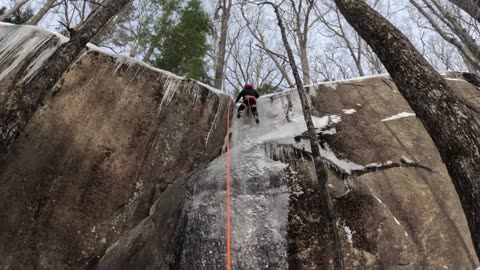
[0,25,54,81]
[158,76,182,113]
[205,98,225,149]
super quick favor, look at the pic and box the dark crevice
[462,72,480,88]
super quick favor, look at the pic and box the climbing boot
[254,115,259,125]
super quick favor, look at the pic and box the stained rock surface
[0,23,229,270]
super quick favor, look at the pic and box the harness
[241,95,257,108]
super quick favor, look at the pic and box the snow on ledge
[381,112,416,122]
[86,44,227,97]
[0,22,227,97]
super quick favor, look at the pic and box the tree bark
[0,0,133,159]
[335,0,480,260]
[28,0,57,25]
[447,0,480,23]
[264,2,344,269]
[0,0,31,22]
[142,45,155,63]
[213,0,232,90]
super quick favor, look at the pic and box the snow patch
[343,225,353,244]
[257,113,341,144]
[342,109,357,115]
[320,143,364,174]
[393,217,401,226]
[445,78,467,82]
[312,114,341,129]
[401,156,414,164]
[323,82,338,90]
[365,160,393,168]
[381,112,416,122]
[374,196,383,204]
[317,73,390,86]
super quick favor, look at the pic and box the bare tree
[28,0,58,25]
[286,0,319,86]
[447,0,480,23]
[0,0,133,159]
[335,0,480,260]
[0,0,31,22]
[213,0,232,90]
[257,1,345,269]
[409,0,480,72]
[240,3,295,88]
[317,3,365,76]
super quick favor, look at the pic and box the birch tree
[335,0,480,260]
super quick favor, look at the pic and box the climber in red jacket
[235,83,260,124]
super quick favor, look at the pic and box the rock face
[0,23,479,270]
[293,73,480,269]
[0,23,230,270]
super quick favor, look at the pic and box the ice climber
[235,83,260,124]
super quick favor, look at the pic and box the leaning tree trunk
[335,0,480,260]
[0,0,133,159]
[0,0,31,22]
[213,0,232,90]
[27,0,56,25]
[447,0,480,23]
[265,2,344,269]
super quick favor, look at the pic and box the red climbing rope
[226,98,232,270]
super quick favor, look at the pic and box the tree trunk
[0,0,30,22]
[447,0,480,23]
[28,0,57,25]
[0,0,133,159]
[213,0,232,90]
[143,45,155,63]
[265,2,344,269]
[335,0,480,260]
[299,40,311,86]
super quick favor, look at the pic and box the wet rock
[0,24,229,270]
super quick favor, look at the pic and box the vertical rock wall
[0,24,230,270]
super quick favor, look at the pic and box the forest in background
[0,0,478,94]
